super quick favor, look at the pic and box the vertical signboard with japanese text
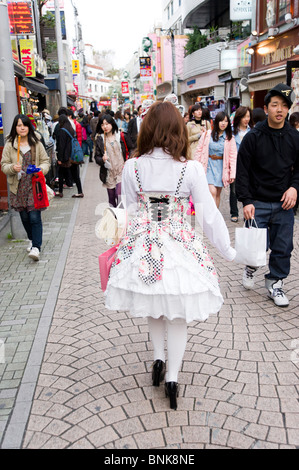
[140,57,152,81]
[19,39,36,77]
[121,82,130,96]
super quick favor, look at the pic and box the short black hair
[58,107,68,116]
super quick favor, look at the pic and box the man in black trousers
[236,83,299,307]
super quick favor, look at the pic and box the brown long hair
[135,101,190,161]
[211,112,233,142]
[233,106,253,135]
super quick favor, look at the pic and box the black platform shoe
[152,360,166,387]
[165,382,179,410]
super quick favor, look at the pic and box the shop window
[258,0,294,33]
[278,0,291,21]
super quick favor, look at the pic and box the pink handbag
[98,245,119,291]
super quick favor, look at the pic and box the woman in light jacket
[1,114,50,261]
[195,111,237,208]
[94,114,126,207]
[186,103,211,159]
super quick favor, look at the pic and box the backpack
[61,128,84,164]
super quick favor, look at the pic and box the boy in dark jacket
[236,83,299,307]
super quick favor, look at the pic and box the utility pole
[54,0,67,107]
[0,0,21,239]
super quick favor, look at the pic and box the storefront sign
[121,81,130,96]
[140,57,152,81]
[238,39,252,67]
[253,33,298,72]
[8,1,34,35]
[19,39,35,77]
[230,0,252,21]
[19,86,29,98]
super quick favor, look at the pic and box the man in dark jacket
[236,83,299,307]
[127,105,142,152]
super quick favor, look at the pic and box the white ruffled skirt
[105,233,223,324]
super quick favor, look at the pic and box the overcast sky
[77,0,163,69]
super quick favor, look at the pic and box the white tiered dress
[105,149,236,324]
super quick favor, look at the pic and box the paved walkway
[0,159,298,449]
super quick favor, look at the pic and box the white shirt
[121,148,236,262]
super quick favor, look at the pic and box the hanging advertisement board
[230,0,252,21]
[19,39,36,77]
[140,57,152,81]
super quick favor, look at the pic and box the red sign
[98,101,112,106]
[121,81,130,96]
[8,1,34,35]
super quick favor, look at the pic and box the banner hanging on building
[19,39,36,77]
[72,60,80,75]
[121,81,130,96]
[139,57,152,81]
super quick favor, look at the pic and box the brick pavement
[0,159,299,449]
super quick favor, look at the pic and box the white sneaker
[26,241,32,253]
[242,266,257,290]
[28,247,40,261]
[265,279,289,307]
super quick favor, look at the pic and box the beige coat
[187,119,211,159]
[1,139,50,195]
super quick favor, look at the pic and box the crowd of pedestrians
[1,84,298,412]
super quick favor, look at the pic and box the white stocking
[148,316,188,383]
[166,320,188,383]
[148,316,166,362]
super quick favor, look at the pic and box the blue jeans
[247,201,294,280]
[19,210,43,250]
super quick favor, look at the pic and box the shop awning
[248,66,286,92]
[23,78,49,95]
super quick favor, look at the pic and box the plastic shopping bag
[234,218,267,267]
[98,244,119,292]
[32,171,49,210]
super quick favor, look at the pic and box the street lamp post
[54,0,67,107]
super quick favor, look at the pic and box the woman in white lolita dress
[105,101,236,410]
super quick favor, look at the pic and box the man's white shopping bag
[234,219,267,267]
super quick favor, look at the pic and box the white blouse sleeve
[188,161,236,261]
[121,159,138,215]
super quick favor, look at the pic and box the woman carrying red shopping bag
[1,114,50,261]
